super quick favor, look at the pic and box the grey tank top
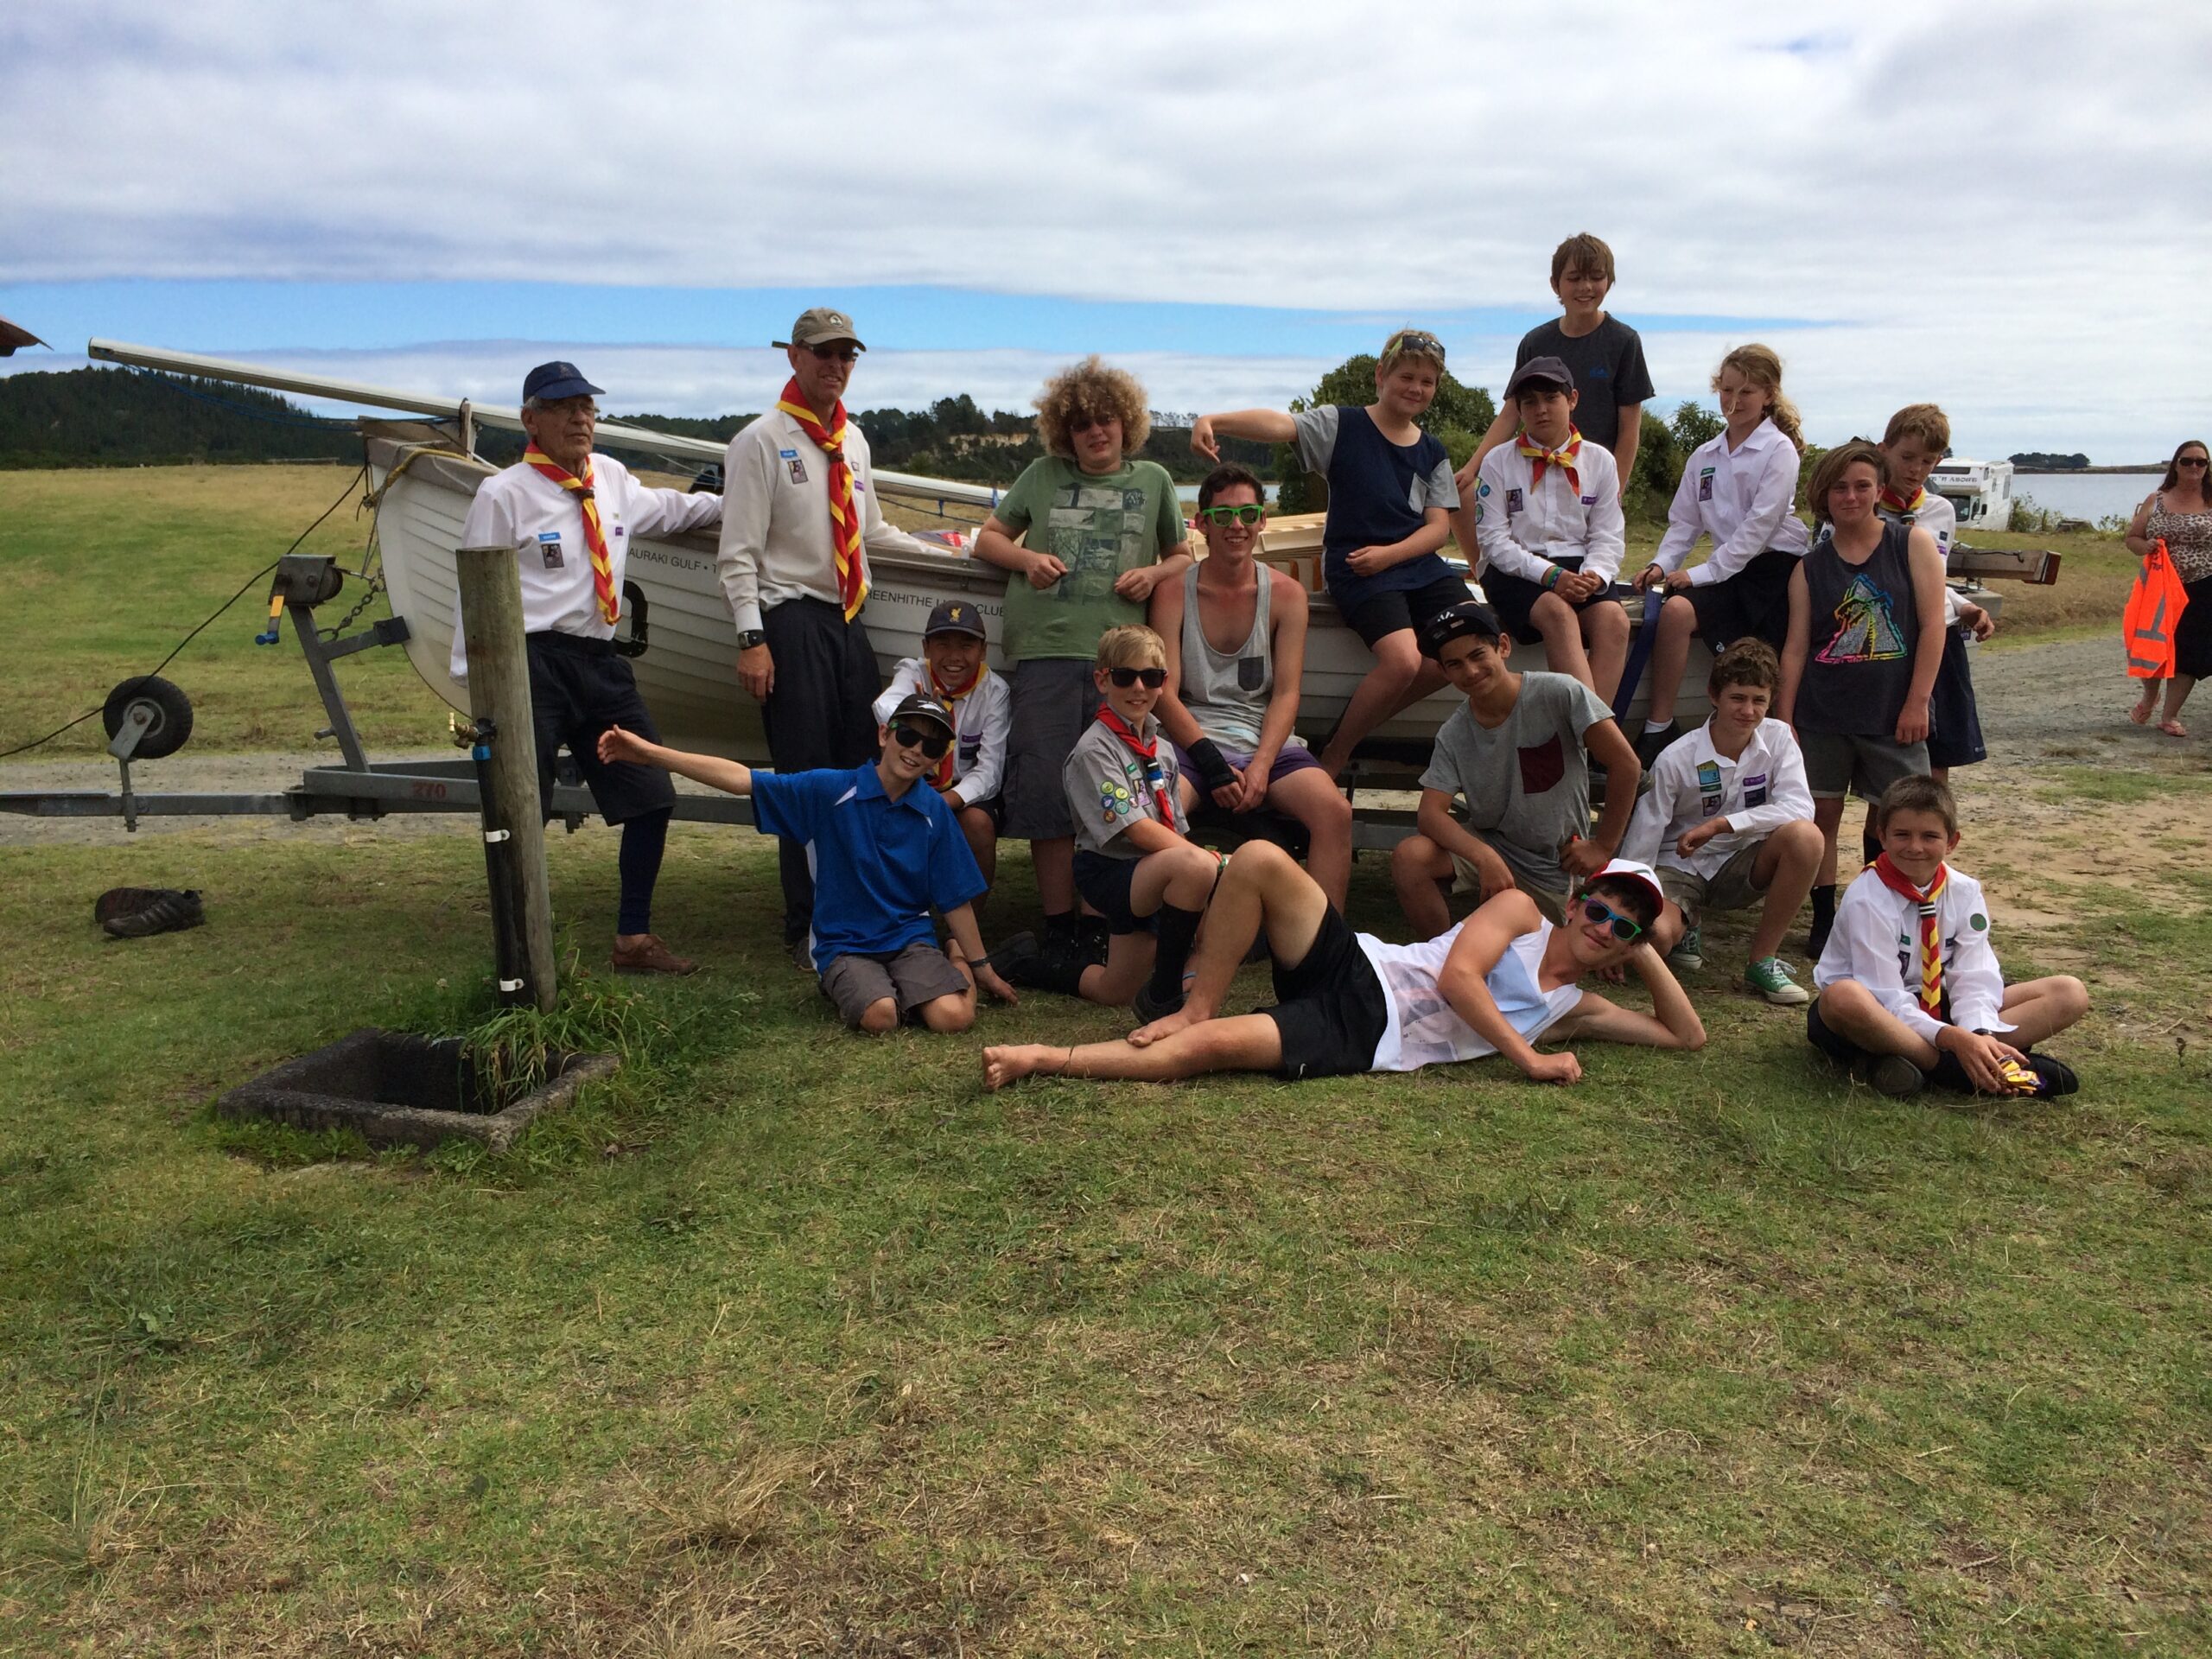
[1179,562,1274,749]
[1796,518,1919,738]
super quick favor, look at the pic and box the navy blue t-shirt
[1514,316,1656,453]
[1290,405,1461,615]
[752,762,986,969]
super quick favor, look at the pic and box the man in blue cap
[449,361,725,973]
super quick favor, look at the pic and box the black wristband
[1186,737,1236,793]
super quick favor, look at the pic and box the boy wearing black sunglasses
[597,692,1019,1032]
[982,843,1701,1090]
[995,626,1220,1021]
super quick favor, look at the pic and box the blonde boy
[1809,777,2087,1098]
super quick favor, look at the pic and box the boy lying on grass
[600,694,1018,1033]
[982,841,1702,1090]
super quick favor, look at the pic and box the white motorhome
[1928,458,2015,531]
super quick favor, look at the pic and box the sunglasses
[1580,897,1644,943]
[2180,457,2209,468]
[890,723,952,760]
[1070,412,1119,433]
[1198,504,1263,526]
[1107,666,1167,689]
[807,344,860,363]
[1383,328,1446,362]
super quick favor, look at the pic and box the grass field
[3,468,2208,1656]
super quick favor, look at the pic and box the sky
[3,1,2207,462]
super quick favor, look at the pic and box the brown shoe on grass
[611,934,698,976]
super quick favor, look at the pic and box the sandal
[2158,718,2189,738]
[2129,693,2157,725]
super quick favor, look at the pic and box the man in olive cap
[717,308,945,964]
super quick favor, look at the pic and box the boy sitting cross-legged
[993,626,1221,1021]
[982,842,1702,1090]
[1809,776,2088,1098]
[1471,356,1630,702]
[597,694,1018,1033]
[1391,601,1643,934]
[1621,639,1822,1005]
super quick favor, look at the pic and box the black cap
[888,691,956,734]
[1418,600,1503,659]
[1503,355,1575,398]
[522,360,603,403]
[924,600,986,640]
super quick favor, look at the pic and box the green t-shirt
[995,455,1187,661]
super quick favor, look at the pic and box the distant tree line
[2009,451,2090,470]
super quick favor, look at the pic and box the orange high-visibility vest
[2124,539,2188,679]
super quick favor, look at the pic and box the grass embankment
[2,464,2142,756]
[2,468,2206,1654]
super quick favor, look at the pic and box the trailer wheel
[102,676,194,760]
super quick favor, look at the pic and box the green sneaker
[1745,955,1809,1006]
[1667,925,1704,972]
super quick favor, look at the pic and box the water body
[2011,470,2162,524]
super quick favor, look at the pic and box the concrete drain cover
[217,1027,618,1152]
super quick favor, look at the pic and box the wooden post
[454,544,557,1012]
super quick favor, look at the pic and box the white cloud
[3,1,2207,458]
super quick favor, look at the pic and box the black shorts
[1806,995,1956,1070]
[1341,572,1474,648]
[524,632,677,824]
[1261,905,1391,1080]
[1925,628,1986,771]
[955,792,1006,833]
[1684,548,1800,652]
[1073,849,1154,935]
[1483,556,1612,644]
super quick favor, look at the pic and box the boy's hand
[1231,767,1268,813]
[1633,563,1667,593]
[598,725,652,766]
[1961,602,1996,641]
[1344,544,1395,576]
[1114,564,1166,602]
[1466,846,1518,904]
[737,641,774,702]
[1025,549,1069,589]
[1937,1027,2024,1094]
[1452,454,1481,496]
[1557,568,1604,603]
[1676,817,1729,855]
[1190,416,1220,461]
[1895,696,1931,746]
[1521,1050,1583,1085]
[1560,836,1612,880]
[974,962,1020,1005]
[1663,569,1695,594]
[1208,766,1247,812]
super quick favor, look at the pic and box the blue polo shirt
[752,762,986,971]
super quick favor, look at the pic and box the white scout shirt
[1879,490,1969,624]
[449,453,722,680]
[716,408,936,634]
[1621,716,1815,878]
[871,659,1011,805]
[1473,440,1627,585]
[1649,418,1813,586]
[1813,863,2014,1043]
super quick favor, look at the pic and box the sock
[1859,827,1882,867]
[1147,903,1205,1004]
[1643,717,1674,734]
[1810,884,1837,928]
[1929,1048,1975,1093]
[616,809,671,936]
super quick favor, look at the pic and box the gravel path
[3,634,2200,849]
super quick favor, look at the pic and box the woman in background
[2125,439,2212,737]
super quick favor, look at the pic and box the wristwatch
[737,630,766,650]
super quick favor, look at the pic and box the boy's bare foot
[982,1044,1066,1091]
[1128,1003,1205,1047]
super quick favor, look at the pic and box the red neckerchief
[925,662,984,789]
[522,443,618,625]
[1872,853,1949,1017]
[1517,426,1584,498]
[1880,485,1927,516]
[1094,706,1176,824]
[774,378,868,620]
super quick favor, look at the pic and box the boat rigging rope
[0,461,369,760]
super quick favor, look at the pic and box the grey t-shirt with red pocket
[1420,671,1615,894]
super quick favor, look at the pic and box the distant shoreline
[2014,466,2161,474]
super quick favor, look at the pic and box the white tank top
[1357,919,1584,1073]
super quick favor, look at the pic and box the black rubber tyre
[101,675,194,760]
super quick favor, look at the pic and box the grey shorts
[1659,842,1768,923]
[1002,658,1102,841]
[1798,730,1929,801]
[1447,829,1568,923]
[819,941,969,1028]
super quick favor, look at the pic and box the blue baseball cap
[522,361,603,403]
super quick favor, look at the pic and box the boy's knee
[2051,975,2090,1020]
[1232,838,1294,877]
[1660,594,1696,631]
[1586,603,1629,641]
[854,998,899,1035]
[1775,817,1824,854]
[1530,593,1571,629]
[1391,833,1442,877]
[1370,634,1422,680]
[919,995,975,1033]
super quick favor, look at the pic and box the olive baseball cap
[775,308,866,351]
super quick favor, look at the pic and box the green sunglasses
[1198,504,1263,526]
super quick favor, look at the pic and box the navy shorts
[524,632,677,824]
[1925,628,1986,771]
[1072,849,1155,935]
[1261,905,1390,1079]
[1684,548,1800,652]
[1340,572,1474,648]
[1482,556,1615,645]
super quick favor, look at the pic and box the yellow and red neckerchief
[523,443,619,626]
[925,662,986,789]
[775,378,868,620]
[1518,427,1584,499]
[1872,853,1949,1017]
[1880,485,1927,517]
